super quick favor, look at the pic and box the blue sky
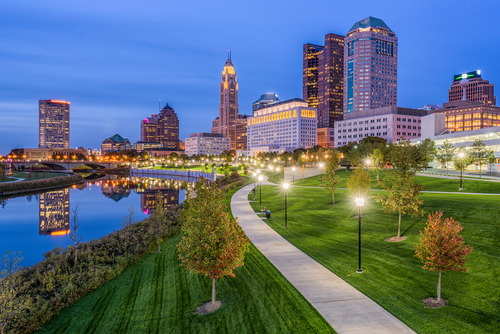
[1,0,499,155]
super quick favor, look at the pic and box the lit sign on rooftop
[454,70,481,81]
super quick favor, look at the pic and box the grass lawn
[248,185,500,334]
[0,177,17,183]
[12,171,67,180]
[38,183,334,334]
[290,169,500,194]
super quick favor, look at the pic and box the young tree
[69,204,83,265]
[376,173,424,239]
[370,148,384,181]
[469,139,494,178]
[178,180,250,306]
[414,212,473,302]
[346,167,371,199]
[417,138,437,171]
[121,206,137,228]
[436,140,456,175]
[153,191,164,252]
[322,161,342,205]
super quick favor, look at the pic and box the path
[231,179,416,334]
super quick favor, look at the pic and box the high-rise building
[303,44,324,109]
[156,103,180,149]
[216,58,239,150]
[303,34,345,128]
[140,115,158,142]
[39,100,70,149]
[447,70,496,106]
[236,114,248,151]
[253,93,280,114]
[185,132,231,156]
[344,17,398,116]
[39,189,69,236]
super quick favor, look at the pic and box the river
[0,175,194,267]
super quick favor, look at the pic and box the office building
[141,115,158,142]
[236,114,248,151]
[303,44,324,109]
[101,134,132,153]
[334,106,430,147]
[317,127,335,148]
[247,98,317,156]
[344,17,398,116]
[419,105,440,111]
[39,100,70,149]
[433,105,500,132]
[39,189,69,236]
[447,70,495,107]
[212,56,239,150]
[157,103,180,149]
[185,132,231,156]
[253,93,280,113]
[134,141,161,151]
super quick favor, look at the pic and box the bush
[0,174,82,195]
[1,206,182,334]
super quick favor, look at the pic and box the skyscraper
[303,34,344,128]
[344,17,398,116]
[156,103,180,149]
[39,189,69,235]
[447,70,496,106]
[39,100,70,149]
[140,115,158,142]
[253,93,280,114]
[217,57,239,150]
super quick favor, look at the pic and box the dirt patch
[385,236,407,242]
[194,300,222,315]
[423,297,447,308]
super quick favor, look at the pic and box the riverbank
[0,174,83,196]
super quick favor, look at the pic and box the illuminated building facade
[435,105,500,132]
[317,127,335,148]
[39,100,70,149]
[447,70,496,106]
[185,132,231,156]
[141,115,158,142]
[253,93,280,114]
[344,17,398,116]
[101,134,132,153]
[247,98,317,155]
[303,44,323,109]
[157,103,180,149]
[140,189,180,214]
[39,189,70,235]
[134,141,161,151]
[236,114,248,151]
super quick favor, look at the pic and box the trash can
[266,211,271,218]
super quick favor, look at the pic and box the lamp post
[366,159,371,172]
[292,167,295,183]
[355,198,365,274]
[459,152,464,190]
[258,175,263,207]
[283,182,289,228]
[319,163,324,186]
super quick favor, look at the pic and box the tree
[153,191,164,252]
[370,148,384,181]
[322,161,342,205]
[121,206,137,228]
[469,139,494,178]
[376,173,424,239]
[414,212,473,302]
[178,180,250,306]
[388,140,420,176]
[417,138,437,171]
[436,140,456,175]
[346,167,371,200]
[69,204,83,265]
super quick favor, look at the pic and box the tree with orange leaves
[177,179,250,307]
[414,212,473,302]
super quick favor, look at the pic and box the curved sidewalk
[231,181,415,334]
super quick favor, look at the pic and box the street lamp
[319,163,324,186]
[366,159,371,171]
[458,152,464,190]
[355,197,365,274]
[283,182,289,228]
[258,175,263,207]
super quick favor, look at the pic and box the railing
[130,168,216,182]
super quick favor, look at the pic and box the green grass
[290,170,500,193]
[12,172,66,180]
[0,177,17,183]
[249,185,500,334]
[38,180,334,334]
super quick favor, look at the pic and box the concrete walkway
[231,179,416,334]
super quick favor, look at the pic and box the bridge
[9,161,122,171]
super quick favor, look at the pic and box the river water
[0,175,193,267]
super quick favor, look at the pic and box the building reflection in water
[39,188,70,236]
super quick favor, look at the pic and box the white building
[184,133,230,156]
[334,106,430,147]
[247,98,317,156]
[412,113,500,174]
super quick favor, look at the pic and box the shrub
[0,174,82,195]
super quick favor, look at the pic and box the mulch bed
[194,300,222,315]
[423,297,447,308]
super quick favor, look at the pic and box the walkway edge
[231,182,416,334]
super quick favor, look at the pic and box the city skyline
[1,0,500,154]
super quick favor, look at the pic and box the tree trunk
[479,164,482,178]
[212,277,216,304]
[376,169,379,181]
[75,248,78,266]
[437,269,441,301]
[398,210,401,238]
[446,164,448,176]
[332,191,335,205]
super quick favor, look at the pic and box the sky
[1,0,500,155]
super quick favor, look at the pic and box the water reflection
[39,189,70,236]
